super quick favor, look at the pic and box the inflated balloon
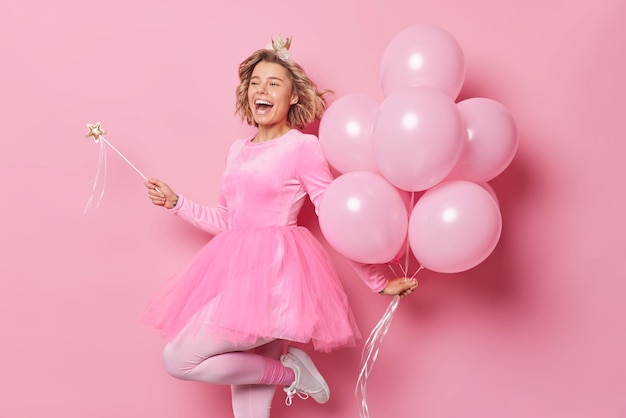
[380,24,465,99]
[445,98,518,183]
[318,171,408,264]
[409,181,502,273]
[372,86,466,192]
[319,94,380,174]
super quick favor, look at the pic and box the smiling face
[247,61,299,132]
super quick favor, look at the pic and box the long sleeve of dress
[168,193,229,236]
[296,136,389,293]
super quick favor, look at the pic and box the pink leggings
[162,322,296,418]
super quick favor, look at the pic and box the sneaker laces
[284,384,310,406]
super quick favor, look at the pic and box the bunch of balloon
[318,23,518,276]
[318,23,518,418]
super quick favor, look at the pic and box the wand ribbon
[84,122,157,213]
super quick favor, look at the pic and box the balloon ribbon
[356,295,400,418]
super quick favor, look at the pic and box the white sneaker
[280,346,330,406]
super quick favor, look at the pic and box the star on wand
[84,122,157,212]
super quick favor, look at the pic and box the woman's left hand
[379,277,418,297]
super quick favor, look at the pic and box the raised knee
[162,343,191,380]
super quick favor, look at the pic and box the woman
[144,34,417,418]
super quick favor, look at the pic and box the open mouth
[255,99,274,115]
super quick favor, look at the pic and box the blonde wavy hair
[235,49,332,129]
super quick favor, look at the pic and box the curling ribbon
[355,295,401,418]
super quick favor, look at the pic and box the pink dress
[143,130,387,352]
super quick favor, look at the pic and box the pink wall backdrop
[1,0,625,417]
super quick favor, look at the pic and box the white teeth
[255,99,273,105]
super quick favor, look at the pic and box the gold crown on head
[266,33,292,61]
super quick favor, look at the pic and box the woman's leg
[162,325,294,386]
[162,318,329,416]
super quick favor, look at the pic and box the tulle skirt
[143,226,360,352]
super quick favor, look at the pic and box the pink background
[1,0,625,417]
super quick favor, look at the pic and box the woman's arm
[145,178,229,236]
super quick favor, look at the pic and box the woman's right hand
[379,277,418,298]
[145,178,178,209]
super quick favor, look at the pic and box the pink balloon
[445,98,519,183]
[319,171,408,264]
[409,181,502,273]
[319,94,380,174]
[380,24,465,99]
[372,86,466,192]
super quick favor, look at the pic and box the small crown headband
[266,33,292,61]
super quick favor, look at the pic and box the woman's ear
[290,93,299,105]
